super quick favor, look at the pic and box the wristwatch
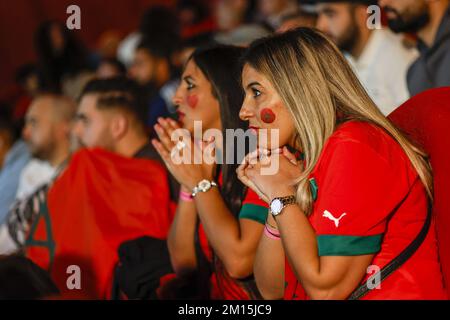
[270,195,297,217]
[191,179,218,197]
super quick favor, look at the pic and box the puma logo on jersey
[323,210,347,228]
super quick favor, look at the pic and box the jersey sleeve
[310,139,403,257]
[238,188,269,225]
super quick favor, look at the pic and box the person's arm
[194,189,264,280]
[167,186,198,275]
[253,214,285,300]
[274,200,374,300]
[244,144,391,300]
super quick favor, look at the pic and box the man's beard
[336,22,360,54]
[30,144,53,162]
[384,6,430,34]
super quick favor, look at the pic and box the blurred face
[277,15,317,33]
[240,64,296,150]
[258,0,287,17]
[172,59,221,134]
[129,49,157,86]
[316,3,359,52]
[96,62,122,79]
[23,97,58,161]
[72,94,115,149]
[379,0,429,33]
[215,0,247,31]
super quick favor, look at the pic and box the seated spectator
[239,27,446,300]
[24,77,175,299]
[129,37,179,130]
[117,5,180,69]
[96,58,126,79]
[314,0,418,115]
[256,0,298,30]
[380,0,450,96]
[153,45,268,300]
[213,0,272,46]
[0,94,76,255]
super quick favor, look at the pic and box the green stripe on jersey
[239,203,268,225]
[317,234,383,256]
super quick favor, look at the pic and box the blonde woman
[237,28,447,300]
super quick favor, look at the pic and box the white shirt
[346,28,418,116]
[0,159,56,254]
[16,159,56,200]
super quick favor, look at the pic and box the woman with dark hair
[152,45,268,299]
[34,20,92,94]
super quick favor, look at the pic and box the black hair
[187,45,249,298]
[79,77,148,128]
[34,20,91,92]
[137,35,180,79]
[0,255,59,300]
[189,45,248,216]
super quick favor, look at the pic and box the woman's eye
[187,82,195,90]
[252,88,261,98]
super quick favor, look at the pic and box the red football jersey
[284,121,447,300]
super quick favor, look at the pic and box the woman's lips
[249,126,259,135]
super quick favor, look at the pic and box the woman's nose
[239,101,254,121]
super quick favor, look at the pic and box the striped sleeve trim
[239,203,268,225]
[317,234,383,256]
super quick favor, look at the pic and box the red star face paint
[187,95,198,109]
[260,108,276,124]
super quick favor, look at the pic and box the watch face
[270,199,283,215]
[199,180,211,191]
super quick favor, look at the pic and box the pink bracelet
[179,190,193,202]
[265,223,280,236]
[264,225,281,240]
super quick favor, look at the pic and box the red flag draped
[26,148,173,299]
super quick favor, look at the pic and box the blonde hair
[243,28,433,215]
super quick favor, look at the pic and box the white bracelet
[191,179,218,197]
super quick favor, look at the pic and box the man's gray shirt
[407,6,450,96]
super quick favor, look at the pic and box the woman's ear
[110,114,128,140]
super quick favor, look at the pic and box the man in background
[24,77,175,299]
[380,0,450,96]
[314,0,417,115]
[0,94,76,254]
